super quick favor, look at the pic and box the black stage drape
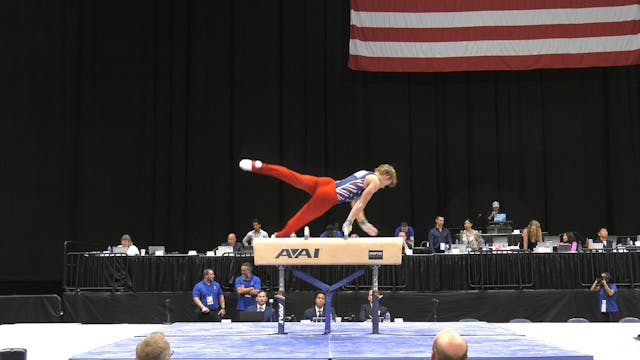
[2,1,640,283]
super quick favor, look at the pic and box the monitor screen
[494,213,507,222]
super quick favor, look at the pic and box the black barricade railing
[62,250,640,292]
[578,249,639,288]
[64,241,128,292]
[467,250,534,289]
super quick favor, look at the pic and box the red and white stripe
[348,0,640,72]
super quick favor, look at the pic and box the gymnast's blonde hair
[374,164,397,188]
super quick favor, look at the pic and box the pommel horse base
[254,237,403,334]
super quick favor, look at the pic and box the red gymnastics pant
[253,163,338,237]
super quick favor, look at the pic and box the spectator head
[313,291,326,308]
[227,233,237,245]
[241,262,253,279]
[325,224,336,237]
[398,231,407,240]
[431,329,468,360]
[121,234,133,247]
[400,221,409,231]
[203,268,215,282]
[435,216,445,228]
[492,201,500,210]
[256,290,268,306]
[463,219,473,230]
[135,332,172,360]
[598,227,608,240]
[252,219,262,231]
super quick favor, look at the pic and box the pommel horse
[253,237,403,334]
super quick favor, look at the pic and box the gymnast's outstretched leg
[239,159,338,236]
[239,159,320,195]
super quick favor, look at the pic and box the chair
[619,317,640,323]
[0,348,27,360]
[509,318,532,323]
[459,318,481,322]
[567,318,589,323]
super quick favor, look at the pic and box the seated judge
[394,221,415,244]
[592,227,615,248]
[220,233,244,252]
[359,289,390,322]
[118,234,140,256]
[522,219,543,251]
[303,291,336,321]
[559,232,578,251]
[398,231,414,253]
[319,224,338,238]
[460,219,484,251]
[245,290,276,322]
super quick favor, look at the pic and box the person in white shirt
[460,219,484,251]
[242,219,269,246]
[119,234,140,256]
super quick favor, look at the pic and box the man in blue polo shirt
[428,216,452,254]
[590,271,619,322]
[193,268,226,321]
[235,262,261,311]
[394,221,415,246]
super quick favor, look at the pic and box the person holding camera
[590,272,619,322]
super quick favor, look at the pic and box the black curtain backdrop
[2,1,639,283]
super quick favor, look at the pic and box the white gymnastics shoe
[239,159,262,171]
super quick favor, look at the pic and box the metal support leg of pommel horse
[371,264,380,334]
[276,265,286,334]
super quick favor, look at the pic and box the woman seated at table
[522,220,543,251]
[559,231,578,251]
[460,219,484,251]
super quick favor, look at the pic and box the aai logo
[275,248,320,259]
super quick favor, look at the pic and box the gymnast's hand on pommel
[342,220,353,237]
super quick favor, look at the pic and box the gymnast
[239,159,397,237]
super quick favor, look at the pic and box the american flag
[349,0,640,72]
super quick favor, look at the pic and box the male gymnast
[239,159,397,238]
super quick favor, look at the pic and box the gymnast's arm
[347,185,381,235]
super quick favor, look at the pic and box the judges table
[64,251,640,292]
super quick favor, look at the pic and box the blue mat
[148,321,519,337]
[70,322,593,360]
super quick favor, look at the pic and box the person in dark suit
[245,290,276,322]
[303,291,336,321]
[359,289,390,322]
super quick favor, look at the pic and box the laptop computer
[491,236,508,247]
[558,243,571,252]
[493,213,507,222]
[544,235,560,247]
[450,244,467,253]
[148,245,165,255]
[237,311,266,322]
[112,246,128,254]
[588,242,604,250]
[216,245,234,256]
